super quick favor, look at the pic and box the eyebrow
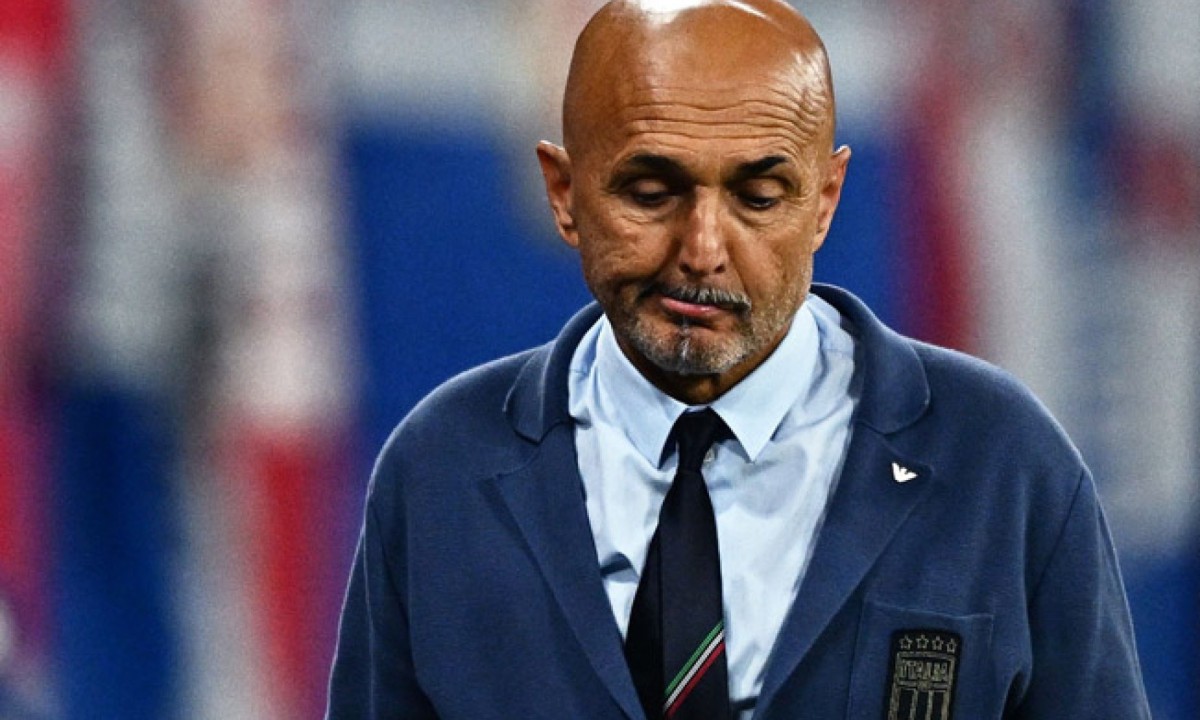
[614,153,686,177]
[608,153,794,188]
[730,155,790,182]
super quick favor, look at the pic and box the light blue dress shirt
[567,294,859,718]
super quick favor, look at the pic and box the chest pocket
[848,599,994,720]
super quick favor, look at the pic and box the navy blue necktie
[625,408,732,720]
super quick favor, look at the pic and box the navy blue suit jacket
[327,285,1149,719]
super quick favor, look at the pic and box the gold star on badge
[900,636,913,650]
[932,637,944,651]
[916,635,929,650]
[946,639,958,654]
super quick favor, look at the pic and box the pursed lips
[642,283,751,323]
[660,294,727,321]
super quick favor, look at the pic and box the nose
[677,188,728,277]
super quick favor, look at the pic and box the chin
[629,317,751,377]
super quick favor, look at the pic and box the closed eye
[737,192,781,210]
[734,178,787,210]
[729,156,794,211]
[627,179,674,208]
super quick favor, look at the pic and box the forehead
[620,77,821,142]
[593,77,826,172]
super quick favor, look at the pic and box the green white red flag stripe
[663,621,725,717]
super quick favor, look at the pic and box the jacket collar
[810,284,929,434]
[504,284,930,441]
[505,302,603,441]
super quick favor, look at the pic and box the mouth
[645,283,751,322]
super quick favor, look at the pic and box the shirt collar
[593,300,821,466]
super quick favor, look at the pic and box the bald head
[562,0,836,156]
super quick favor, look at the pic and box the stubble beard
[614,285,797,378]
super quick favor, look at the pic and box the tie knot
[672,408,728,473]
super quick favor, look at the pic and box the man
[326,1,1151,718]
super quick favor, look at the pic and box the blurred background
[1,0,1197,717]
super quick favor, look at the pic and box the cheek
[737,231,814,305]
[781,238,817,288]
[577,207,671,286]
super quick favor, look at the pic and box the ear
[812,144,851,252]
[536,141,579,248]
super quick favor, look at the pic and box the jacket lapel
[753,426,935,717]
[492,425,643,720]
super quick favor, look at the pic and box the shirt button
[703,448,716,465]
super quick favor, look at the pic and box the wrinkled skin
[538,0,850,404]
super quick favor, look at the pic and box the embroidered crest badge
[884,629,961,720]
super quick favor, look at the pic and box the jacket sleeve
[326,499,439,719]
[1012,469,1151,718]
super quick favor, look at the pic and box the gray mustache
[655,284,752,311]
